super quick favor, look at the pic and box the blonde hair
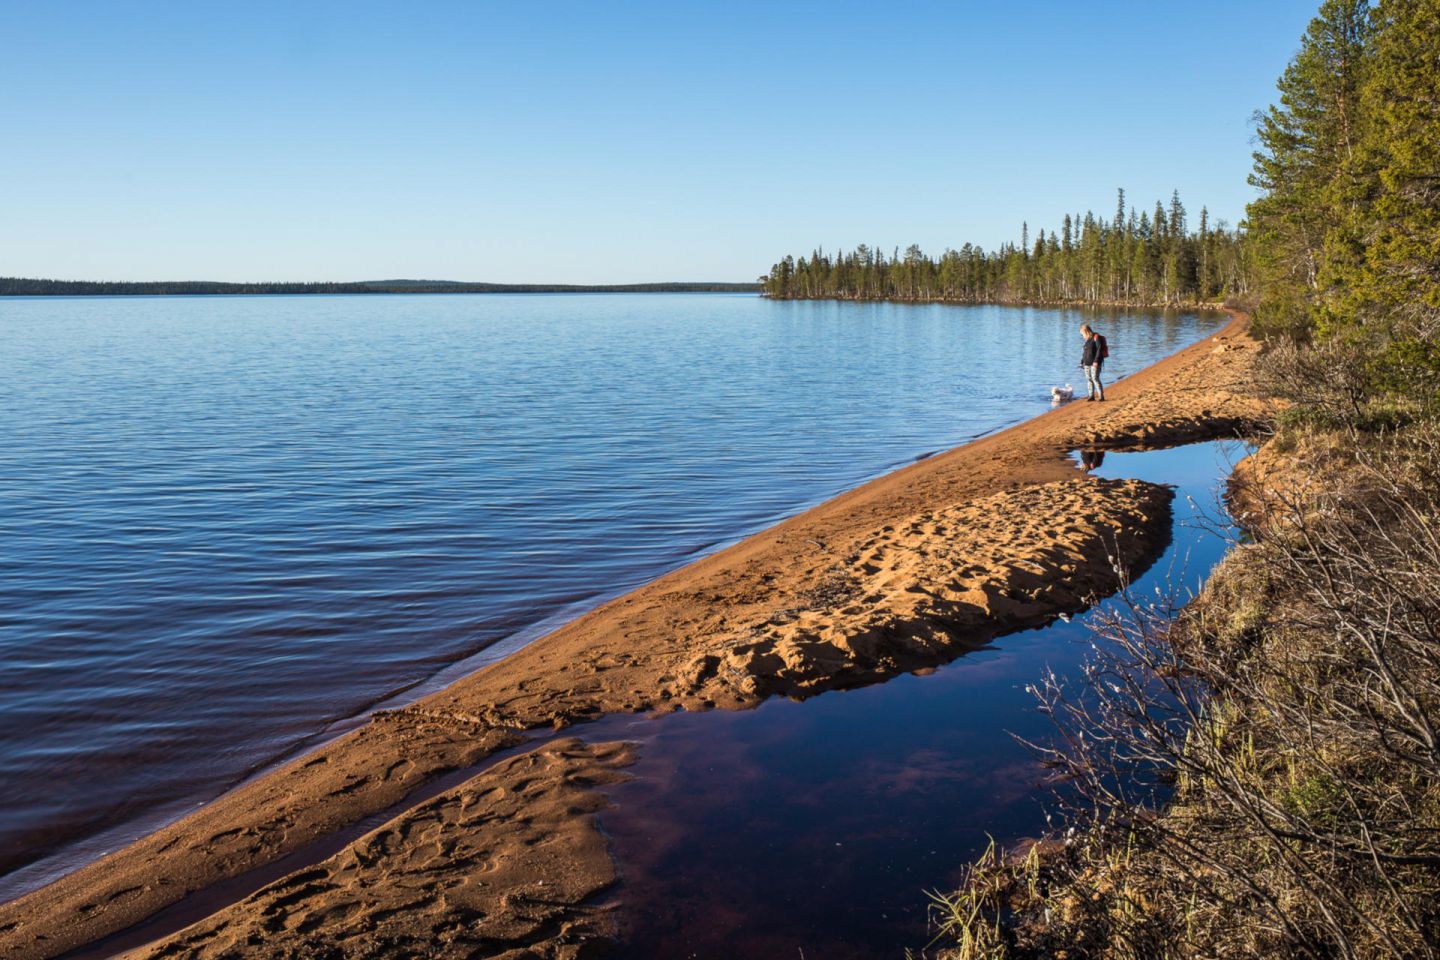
[1080,323,1093,334]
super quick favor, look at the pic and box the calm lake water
[0,293,1225,895]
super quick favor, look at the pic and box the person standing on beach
[1080,323,1106,402]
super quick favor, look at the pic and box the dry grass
[922,420,1440,959]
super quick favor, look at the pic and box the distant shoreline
[0,278,761,297]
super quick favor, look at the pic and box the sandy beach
[0,312,1268,959]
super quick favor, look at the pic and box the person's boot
[1086,395,1096,402]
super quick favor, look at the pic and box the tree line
[1247,0,1440,408]
[760,190,1255,306]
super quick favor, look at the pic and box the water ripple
[0,293,1224,888]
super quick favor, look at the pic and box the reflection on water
[595,441,1246,959]
[0,293,1224,893]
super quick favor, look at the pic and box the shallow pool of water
[586,440,1247,958]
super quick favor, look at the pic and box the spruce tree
[1199,206,1212,299]
[1247,0,1371,329]
[1337,0,1440,395]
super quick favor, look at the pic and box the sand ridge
[0,311,1269,960]
[0,722,522,960]
[126,739,634,960]
[709,478,1171,697]
[394,478,1172,732]
[477,476,1172,717]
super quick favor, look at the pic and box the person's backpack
[1097,333,1109,359]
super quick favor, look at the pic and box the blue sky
[1,1,1320,284]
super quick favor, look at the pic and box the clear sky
[1,0,1321,284]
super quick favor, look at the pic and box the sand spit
[124,739,634,960]
[0,312,1268,960]
[411,476,1171,728]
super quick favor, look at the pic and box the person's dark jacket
[1081,335,1103,367]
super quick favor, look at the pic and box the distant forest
[0,278,760,297]
[761,190,1254,307]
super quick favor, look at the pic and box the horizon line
[0,277,763,297]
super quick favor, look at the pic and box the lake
[0,293,1225,895]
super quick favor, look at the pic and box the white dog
[1051,383,1074,404]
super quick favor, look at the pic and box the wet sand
[125,739,635,960]
[0,313,1268,960]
